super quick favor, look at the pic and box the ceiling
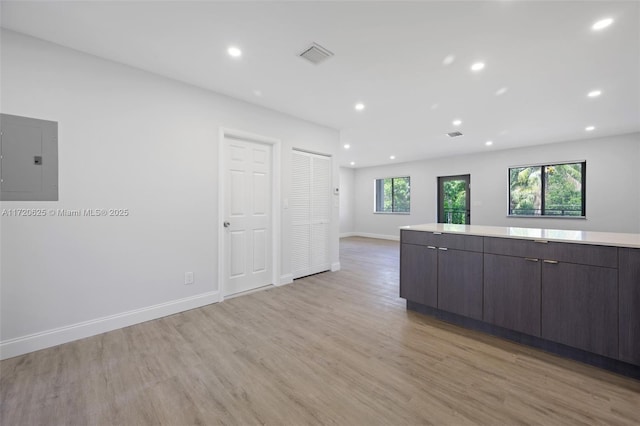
[1,1,639,168]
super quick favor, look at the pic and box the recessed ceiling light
[471,62,485,72]
[592,18,614,31]
[350,161,355,166]
[431,103,439,110]
[585,126,595,131]
[343,144,350,149]
[355,103,365,111]
[452,119,462,126]
[389,155,396,160]
[495,87,508,96]
[443,54,456,66]
[227,46,242,58]
[587,90,602,98]
[253,89,262,97]
[485,141,493,146]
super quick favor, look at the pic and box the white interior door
[223,137,273,297]
[291,150,331,279]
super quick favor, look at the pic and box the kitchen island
[399,224,640,376]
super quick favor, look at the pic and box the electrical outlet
[185,272,194,285]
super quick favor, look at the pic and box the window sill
[374,212,411,215]
[507,215,586,219]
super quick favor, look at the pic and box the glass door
[438,174,470,224]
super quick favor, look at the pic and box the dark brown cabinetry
[438,248,483,320]
[433,233,484,321]
[400,230,483,319]
[483,237,619,357]
[541,262,618,358]
[535,242,618,358]
[401,228,640,369]
[619,248,640,365]
[483,254,541,336]
[400,243,437,308]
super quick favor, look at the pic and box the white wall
[0,30,340,358]
[351,133,640,239]
[339,167,355,236]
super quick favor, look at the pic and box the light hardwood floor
[1,237,639,425]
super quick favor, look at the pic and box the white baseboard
[331,262,341,272]
[340,232,357,238]
[278,274,293,286]
[222,284,275,300]
[345,232,400,241]
[0,291,219,360]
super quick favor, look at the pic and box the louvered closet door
[291,150,331,279]
[291,152,311,277]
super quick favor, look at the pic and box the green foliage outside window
[509,162,585,216]
[441,179,468,224]
[375,177,410,213]
[443,180,467,213]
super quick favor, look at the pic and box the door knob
[223,221,230,228]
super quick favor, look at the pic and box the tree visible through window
[438,175,470,224]
[375,177,410,213]
[509,162,585,216]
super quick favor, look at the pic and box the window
[375,177,410,213]
[509,161,585,217]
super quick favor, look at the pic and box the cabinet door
[484,254,541,336]
[619,248,640,365]
[438,249,483,320]
[541,262,618,358]
[400,244,438,307]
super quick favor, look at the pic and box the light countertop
[400,223,640,249]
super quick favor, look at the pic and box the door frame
[437,174,471,224]
[218,127,281,302]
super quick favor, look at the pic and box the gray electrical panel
[0,113,58,201]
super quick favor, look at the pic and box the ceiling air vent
[447,131,463,138]
[299,43,334,65]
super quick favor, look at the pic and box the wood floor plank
[1,236,639,425]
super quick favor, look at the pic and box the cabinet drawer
[484,237,618,268]
[439,233,483,252]
[401,230,439,246]
[545,242,617,268]
[484,237,545,258]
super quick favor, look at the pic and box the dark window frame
[437,174,471,224]
[508,161,586,217]
[374,176,411,213]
